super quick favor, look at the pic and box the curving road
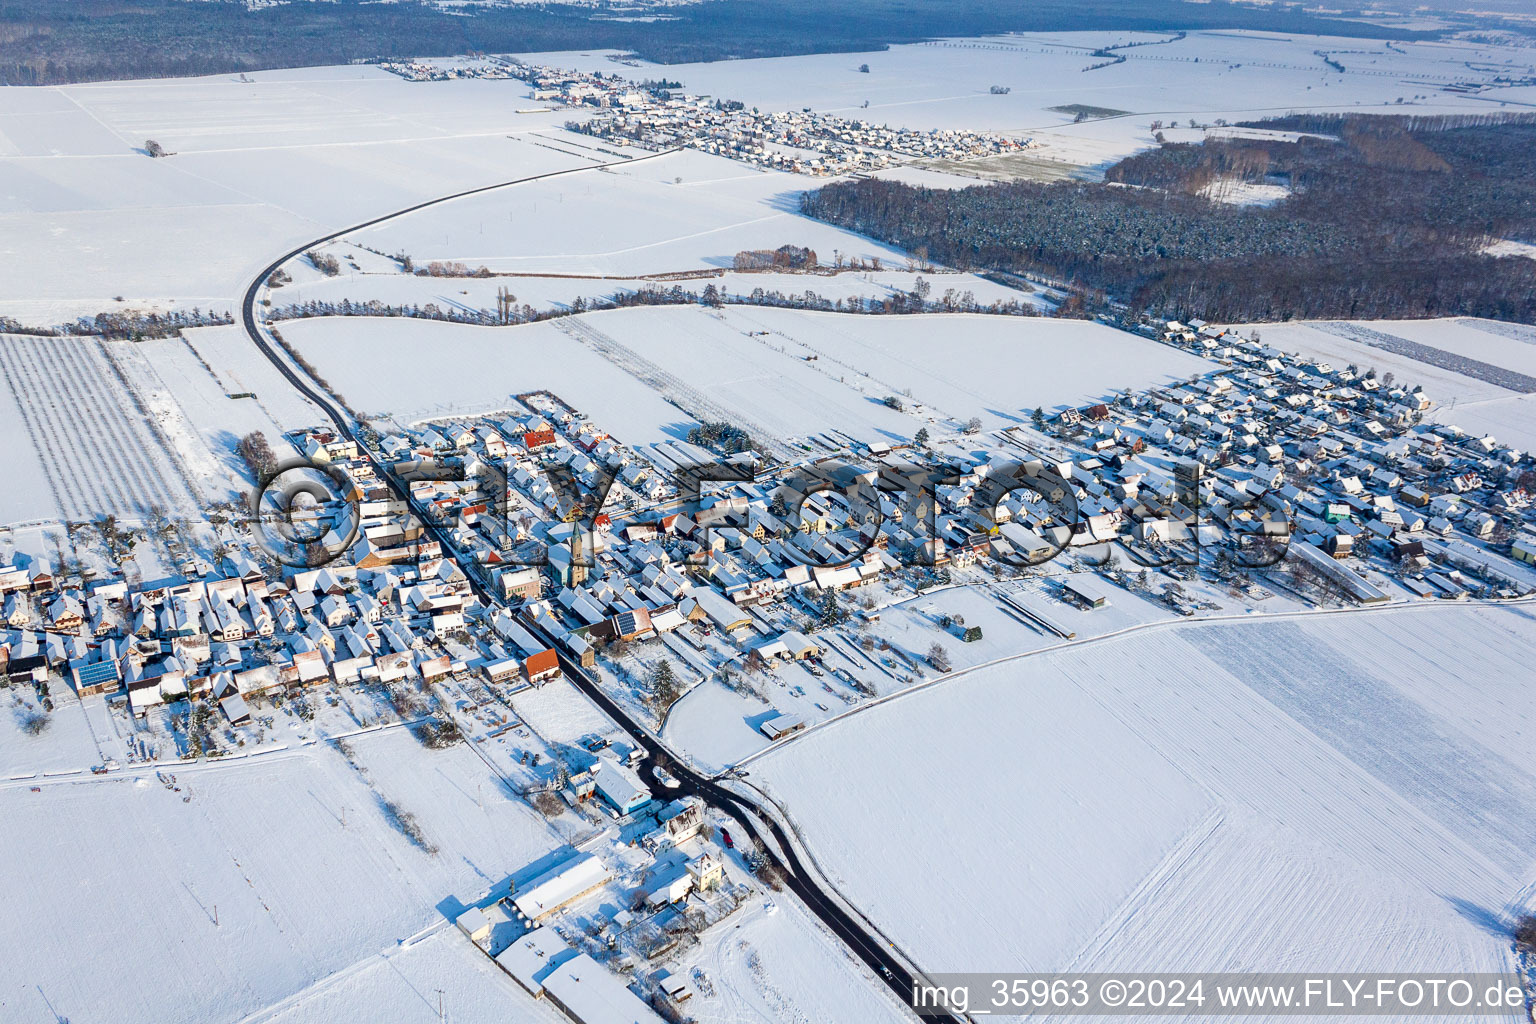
[236,155,948,1020]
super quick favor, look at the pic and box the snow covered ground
[183,323,328,432]
[662,572,1280,775]
[0,724,568,1024]
[345,147,911,278]
[5,29,1528,327]
[249,924,568,1024]
[706,306,1215,428]
[280,305,1212,450]
[0,343,59,525]
[668,887,913,1024]
[0,333,201,521]
[0,66,593,326]
[752,602,1536,1015]
[276,315,698,441]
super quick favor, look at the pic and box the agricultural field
[275,314,698,442]
[344,147,911,278]
[702,306,1215,428]
[279,304,1213,452]
[2,22,1535,1024]
[4,29,1527,330]
[0,725,566,1024]
[0,333,200,521]
[0,65,592,327]
[751,603,1536,993]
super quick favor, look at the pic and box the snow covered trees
[647,659,682,716]
[235,431,277,481]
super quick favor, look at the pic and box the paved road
[522,617,936,1012]
[236,166,946,1019]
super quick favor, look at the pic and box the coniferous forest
[801,114,1536,324]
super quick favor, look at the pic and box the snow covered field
[268,265,1046,319]
[0,725,567,1024]
[280,305,1212,450]
[0,334,200,521]
[707,306,1215,428]
[249,924,568,1024]
[345,147,911,278]
[0,66,593,325]
[276,315,698,441]
[753,602,1536,1009]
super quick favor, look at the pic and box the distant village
[379,56,1028,175]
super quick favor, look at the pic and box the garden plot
[669,887,913,1024]
[0,333,199,522]
[512,676,635,752]
[0,685,107,780]
[753,603,1536,988]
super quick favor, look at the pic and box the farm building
[760,713,806,740]
[542,952,665,1024]
[512,852,611,924]
[494,924,576,998]
[1063,576,1112,609]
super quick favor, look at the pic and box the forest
[0,0,1451,85]
[801,114,1536,324]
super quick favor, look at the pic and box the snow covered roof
[494,924,575,997]
[540,952,664,1024]
[512,852,610,922]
